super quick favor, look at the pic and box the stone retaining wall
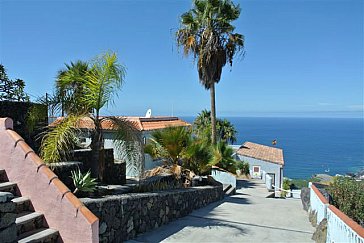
[82,185,224,242]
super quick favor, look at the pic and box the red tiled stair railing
[0,117,99,243]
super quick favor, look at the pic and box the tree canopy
[194,109,237,144]
[0,64,30,102]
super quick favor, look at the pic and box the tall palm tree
[41,52,139,181]
[176,0,244,145]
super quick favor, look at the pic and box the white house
[52,116,191,177]
[235,141,284,189]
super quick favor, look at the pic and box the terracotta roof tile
[236,141,284,165]
[51,116,191,132]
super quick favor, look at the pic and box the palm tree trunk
[90,119,104,181]
[210,83,217,145]
[90,130,100,179]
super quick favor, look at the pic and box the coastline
[287,168,364,189]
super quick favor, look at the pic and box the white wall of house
[237,155,283,188]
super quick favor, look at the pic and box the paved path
[129,179,315,243]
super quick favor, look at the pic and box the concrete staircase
[0,169,59,243]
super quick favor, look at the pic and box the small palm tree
[56,60,90,115]
[194,110,237,144]
[41,52,139,181]
[183,139,212,175]
[193,109,211,140]
[176,0,244,145]
[210,141,237,173]
[145,126,214,176]
[144,126,191,165]
[217,119,237,144]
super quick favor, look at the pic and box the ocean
[182,117,364,179]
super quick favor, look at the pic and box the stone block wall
[0,192,17,243]
[82,185,224,242]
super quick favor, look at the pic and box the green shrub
[328,177,364,226]
[281,178,291,197]
[236,161,250,175]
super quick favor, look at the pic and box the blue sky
[0,0,363,118]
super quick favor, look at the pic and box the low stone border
[82,185,224,242]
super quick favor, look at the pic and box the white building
[235,141,284,189]
[52,116,191,176]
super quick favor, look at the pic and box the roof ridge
[244,141,283,151]
[238,141,284,165]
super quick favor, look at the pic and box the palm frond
[145,126,191,165]
[209,141,237,173]
[40,115,83,163]
[176,0,244,88]
[82,52,126,113]
[56,61,90,115]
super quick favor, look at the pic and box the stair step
[16,212,45,235]
[0,181,17,193]
[12,196,32,213]
[18,228,59,243]
[0,169,8,182]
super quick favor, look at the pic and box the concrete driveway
[129,179,315,243]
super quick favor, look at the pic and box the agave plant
[71,169,97,195]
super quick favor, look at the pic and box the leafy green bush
[281,179,291,197]
[328,177,364,226]
[71,169,97,195]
